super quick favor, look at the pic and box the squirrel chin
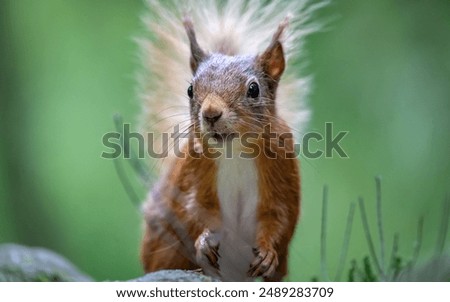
[193,133,239,155]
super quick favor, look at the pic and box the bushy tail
[138,0,326,168]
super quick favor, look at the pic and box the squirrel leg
[248,148,300,281]
[263,252,287,282]
[195,228,221,278]
[247,202,296,281]
[248,235,280,279]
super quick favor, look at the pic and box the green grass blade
[334,202,356,281]
[375,176,386,279]
[388,233,400,280]
[320,185,330,281]
[348,259,358,282]
[113,158,142,210]
[358,197,383,277]
[411,216,424,267]
[113,113,153,187]
[363,256,377,281]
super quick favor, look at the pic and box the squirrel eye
[247,82,259,98]
[187,85,193,98]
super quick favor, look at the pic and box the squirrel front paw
[195,229,220,276]
[248,246,279,278]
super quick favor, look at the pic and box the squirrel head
[183,17,288,140]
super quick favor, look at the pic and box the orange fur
[142,122,300,280]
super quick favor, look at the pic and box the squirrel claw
[248,246,278,278]
[195,229,221,276]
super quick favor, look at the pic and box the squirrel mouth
[211,132,237,141]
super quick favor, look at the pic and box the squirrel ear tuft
[258,17,289,82]
[183,16,206,74]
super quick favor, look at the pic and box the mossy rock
[128,269,219,282]
[0,243,93,282]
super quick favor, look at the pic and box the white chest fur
[216,155,259,281]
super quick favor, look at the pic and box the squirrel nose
[203,110,223,126]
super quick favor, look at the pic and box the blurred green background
[0,0,449,281]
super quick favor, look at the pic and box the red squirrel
[139,0,316,281]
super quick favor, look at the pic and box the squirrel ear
[259,42,285,81]
[258,18,289,82]
[183,16,206,74]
